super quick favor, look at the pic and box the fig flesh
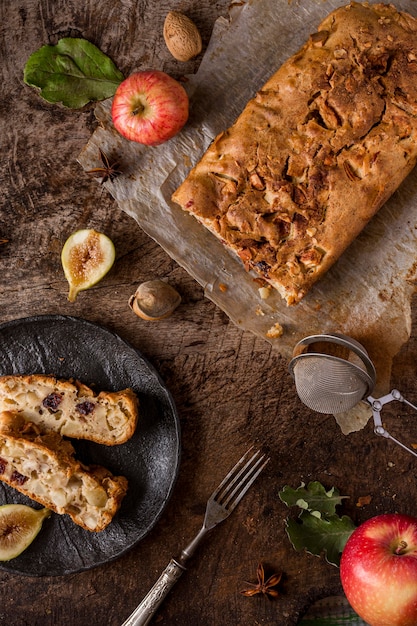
[61,229,115,302]
[0,504,51,561]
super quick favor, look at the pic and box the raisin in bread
[0,374,138,445]
[0,412,128,531]
[172,2,417,305]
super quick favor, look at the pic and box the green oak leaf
[23,38,124,108]
[285,510,356,567]
[279,481,349,517]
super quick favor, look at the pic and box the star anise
[86,148,122,184]
[241,563,282,599]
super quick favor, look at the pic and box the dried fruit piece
[10,471,28,486]
[0,504,51,561]
[163,11,202,62]
[42,392,63,412]
[75,401,95,416]
[61,229,115,302]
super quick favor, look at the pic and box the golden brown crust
[172,2,417,304]
[0,374,139,445]
[0,411,128,532]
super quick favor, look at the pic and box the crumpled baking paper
[79,0,417,434]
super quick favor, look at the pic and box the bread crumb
[266,322,284,338]
[258,286,271,300]
[356,495,372,507]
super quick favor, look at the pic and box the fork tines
[213,447,269,511]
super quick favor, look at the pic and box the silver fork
[121,447,269,626]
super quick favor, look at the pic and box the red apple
[111,70,189,146]
[340,513,417,626]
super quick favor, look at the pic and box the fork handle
[121,559,186,626]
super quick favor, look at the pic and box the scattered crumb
[218,282,228,292]
[258,286,271,300]
[266,322,284,338]
[243,515,258,534]
[255,305,265,316]
[356,495,372,507]
[182,154,192,168]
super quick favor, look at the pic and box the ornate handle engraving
[121,559,185,626]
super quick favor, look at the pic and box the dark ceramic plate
[0,315,180,576]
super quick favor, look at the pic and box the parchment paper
[79,0,417,433]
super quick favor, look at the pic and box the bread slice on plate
[0,374,139,445]
[172,2,417,305]
[0,412,128,531]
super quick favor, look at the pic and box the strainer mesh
[293,356,370,414]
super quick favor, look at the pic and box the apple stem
[132,102,145,116]
[395,540,408,555]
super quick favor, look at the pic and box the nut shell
[163,11,202,62]
[129,280,181,321]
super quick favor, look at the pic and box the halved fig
[61,229,115,302]
[0,504,51,561]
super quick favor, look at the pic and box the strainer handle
[370,390,417,460]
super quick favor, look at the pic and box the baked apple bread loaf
[172,2,417,305]
[0,375,138,445]
[0,412,128,531]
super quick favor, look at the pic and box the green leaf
[23,38,124,108]
[285,510,356,567]
[279,481,349,516]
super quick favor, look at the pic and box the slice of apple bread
[0,411,128,532]
[0,374,139,445]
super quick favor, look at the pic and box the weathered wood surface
[1,1,417,624]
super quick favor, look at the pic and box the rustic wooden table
[2,1,417,625]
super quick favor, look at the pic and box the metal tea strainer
[289,333,417,459]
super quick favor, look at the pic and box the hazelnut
[163,11,202,62]
[128,279,181,321]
